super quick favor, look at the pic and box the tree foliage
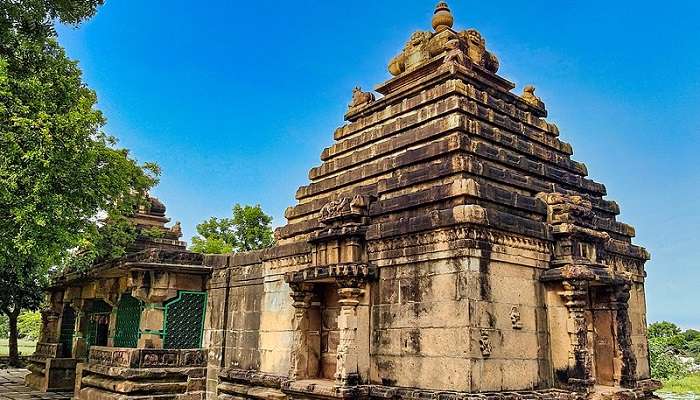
[17,310,41,340]
[0,0,159,272]
[0,0,158,365]
[191,204,274,254]
[648,321,700,380]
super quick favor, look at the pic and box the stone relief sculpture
[510,306,523,329]
[479,330,492,357]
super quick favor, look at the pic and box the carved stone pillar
[558,280,594,390]
[39,308,60,343]
[289,283,314,380]
[71,300,88,359]
[335,284,364,385]
[611,283,637,388]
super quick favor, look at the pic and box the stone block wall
[368,233,552,392]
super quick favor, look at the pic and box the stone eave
[50,248,207,288]
[540,263,635,285]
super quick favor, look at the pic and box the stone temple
[28,3,660,400]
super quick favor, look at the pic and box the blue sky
[56,1,699,328]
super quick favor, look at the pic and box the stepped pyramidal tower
[209,3,658,399]
[29,3,659,400]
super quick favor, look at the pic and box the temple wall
[204,229,558,394]
[368,239,552,392]
[628,282,650,379]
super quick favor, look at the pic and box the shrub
[649,337,689,380]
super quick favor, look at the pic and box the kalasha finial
[432,2,454,32]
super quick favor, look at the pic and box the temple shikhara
[26,3,660,400]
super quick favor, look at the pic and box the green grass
[0,338,37,356]
[660,373,700,394]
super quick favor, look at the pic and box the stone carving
[444,37,466,66]
[285,264,376,284]
[479,330,492,357]
[89,348,113,365]
[537,192,596,227]
[335,287,363,384]
[510,306,523,329]
[348,87,375,111]
[34,343,60,358]
[170,221,182,237]
[460,29,500,73]
[388,31,433,76]
[112,350,129,367]
[389,3,500,76]
[140,350,179,367]
[522,85,545,109]
[181,349,206,366]
[319,195,370,224]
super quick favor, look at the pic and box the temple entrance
[58,305,76,357]
[593,309,616,386]
[318,283,340,379]
[590,286,617,387]
[85,300,112,348]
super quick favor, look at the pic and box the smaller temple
[25,197,211,400]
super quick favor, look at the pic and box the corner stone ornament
[348,87,375,112]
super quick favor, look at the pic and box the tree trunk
[7,310,20,367]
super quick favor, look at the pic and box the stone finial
[387,2,500,77]
[521,85,545,109]
[432,2,454,32]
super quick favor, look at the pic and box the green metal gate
[113,294,142,348]
[163,291,207,349]
[58,305,76,357]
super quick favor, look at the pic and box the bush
[17,311,41,340]
[649,336,689,380]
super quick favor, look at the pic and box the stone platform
[0,369,70,400]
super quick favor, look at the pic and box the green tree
[0,0,158,365]
[0,266,46,364]
[648,321,682,339]
[17,310,41,340]
[191,204,274,254]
